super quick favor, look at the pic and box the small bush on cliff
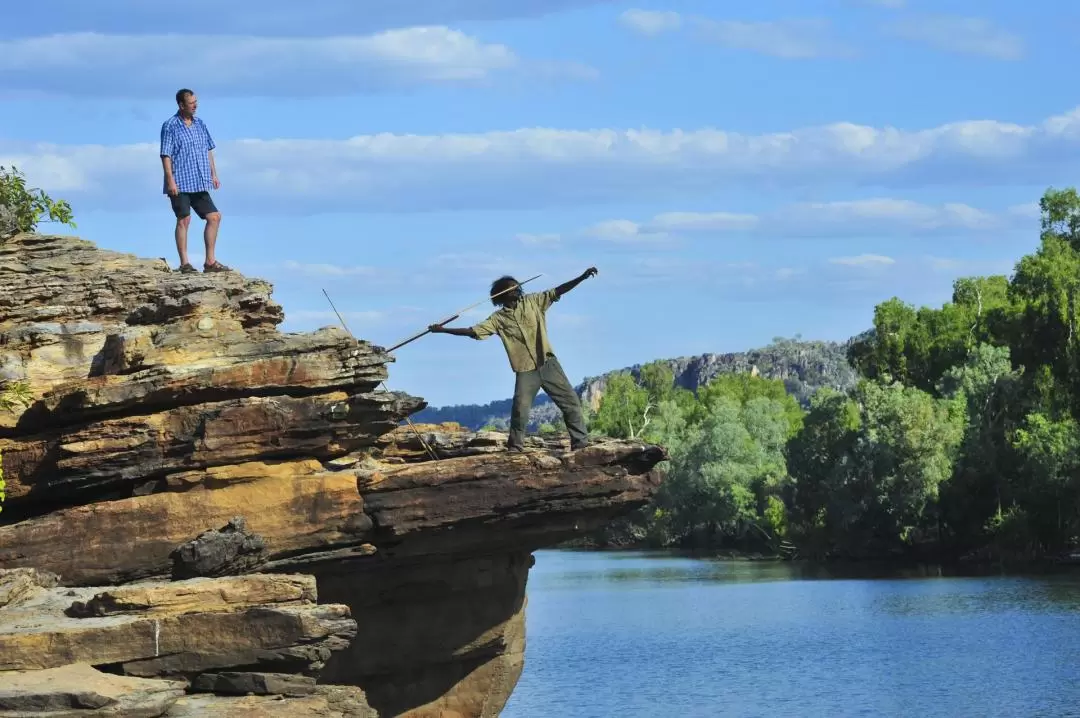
[0,381,33,513]
[0,165,76,239]
[0,382,32,413]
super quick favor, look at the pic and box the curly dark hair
[490,275,520,306]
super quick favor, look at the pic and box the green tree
[659,396,763,544]
[790,381,964,555]
[952,275,1015,346]
[589,187,1080,560]
[1009,191,1080,417]
[1039,186,1080,247]
[693,374,804,438]
[847,298,922,386]
[0,166,76,238]
[763,495,788,539]
[848,276,1016,394]
[0,380,34,514]
[935,344,1023,551]
[650,387,797,547]
[787,388,861,543]
[591,372,653,439]
[861,381,965,544]
[639,361,677,403]
[1010,412,1080,552]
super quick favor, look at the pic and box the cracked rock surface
[0,233,668,717]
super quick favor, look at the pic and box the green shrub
[0,380,33,514]
[0,165,76,238]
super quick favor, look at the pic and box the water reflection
[874,577,1080,616]
[531,549,1080,594]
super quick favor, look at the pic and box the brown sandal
[203,261,232,273]
[176,263,198,274]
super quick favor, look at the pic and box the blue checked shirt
[160,113,216,194]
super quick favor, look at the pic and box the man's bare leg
[175,215,192,266]
[203,212,221,266]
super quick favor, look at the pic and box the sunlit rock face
[0,232,667,717]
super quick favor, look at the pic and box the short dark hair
[175,88,194,105]
[490,275,520,306]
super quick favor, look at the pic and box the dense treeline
[413,337,857,431]
[587,187,1080,562]
[412,397,518,432]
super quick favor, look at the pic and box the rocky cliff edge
[0,234,667,718]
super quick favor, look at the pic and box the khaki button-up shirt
[471,289,560,373]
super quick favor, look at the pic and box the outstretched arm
[554,267,598,298]
[429,324,478,338]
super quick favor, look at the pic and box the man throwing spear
[428,268,598,452]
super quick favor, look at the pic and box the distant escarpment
[414,337,858,430]
[0,233,667,717]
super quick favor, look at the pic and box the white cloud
[535,198,1036,244]
[431,252,562,277]
[694,18,853,59]
[5,107,1080,214]
[649,211,760,232]
[775,198,1001,234]
[618,12,852,59]
[0,29,593,97]
[583,219,672,243]
[574,211,756,243]
[619,9,682,35]
[829,254,896,267]
[890,16,1024,60]
[774,267,806,280]
[1007,202,1041,220]
[282,260,377,277]
[515,232,562,246]
[611,252,1013,299]
[5,0,608,36]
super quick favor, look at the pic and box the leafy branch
[0,165,76,239]
[0,380,33,514]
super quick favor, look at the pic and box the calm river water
[502,550,1080,718]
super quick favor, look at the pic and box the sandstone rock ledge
[0,234,667,717]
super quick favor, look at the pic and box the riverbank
[557,538,1080,573]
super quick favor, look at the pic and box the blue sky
[3,0,1078,406]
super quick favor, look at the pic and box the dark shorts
[169,191,218,220]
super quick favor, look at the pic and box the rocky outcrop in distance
[577,336,859,409]
[0,233,667,717]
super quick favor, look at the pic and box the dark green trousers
[510,354,588,449]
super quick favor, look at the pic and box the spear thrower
[320,274,542,463]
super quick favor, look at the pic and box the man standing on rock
[160,88,230,274]
[428,268,598,452]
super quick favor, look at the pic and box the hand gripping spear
[321,274,541,463]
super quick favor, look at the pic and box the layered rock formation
[0,233,667,717]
